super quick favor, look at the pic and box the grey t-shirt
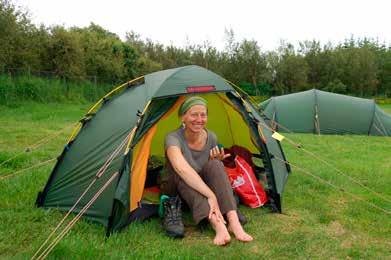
[165,127,218,174]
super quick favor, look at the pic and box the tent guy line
[65,76,145,144]
[272,156,391,215]
[251,94,391,203]
[31,133,130,260]
[259,119,391,204]
[33,172,119,260]
[0,122,77,169]
[1,76,147,178]
[0,158,57,181]
[33,96,153,258]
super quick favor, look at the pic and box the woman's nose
[196,114,206,120]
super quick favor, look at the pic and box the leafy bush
[0,74,113,105]
[375,97,391,104]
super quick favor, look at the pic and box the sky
[18,0,391,51]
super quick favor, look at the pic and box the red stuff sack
[225,155,268,208]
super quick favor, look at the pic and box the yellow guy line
[87,76,144,115]
[66,123,83,144]
[66,75,145,144]
[0,158,57,181]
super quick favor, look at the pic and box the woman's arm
[166,146,215,199]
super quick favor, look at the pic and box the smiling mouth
[191,124,204,129]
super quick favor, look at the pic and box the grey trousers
[161,159,237,224]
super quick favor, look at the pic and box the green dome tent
[36,65,290,233]
[260,89,391,136]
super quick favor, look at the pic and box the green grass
[381,104,391,114]
[1,102,390,259]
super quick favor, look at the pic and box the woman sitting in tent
[162,96,253,246]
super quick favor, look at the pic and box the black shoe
[163,196,184,238]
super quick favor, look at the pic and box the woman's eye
[190,113,207,118]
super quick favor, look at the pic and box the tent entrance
[129,92,263,211]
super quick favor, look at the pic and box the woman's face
[182,104,207,133]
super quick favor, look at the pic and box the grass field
[0,103,390,259]
[382,104,391,114]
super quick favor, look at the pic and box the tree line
[1,0,390,97]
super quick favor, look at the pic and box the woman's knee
[202,160,232,190]
[160,175,175,196]
[203,159,224,173]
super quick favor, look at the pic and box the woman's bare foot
[226,210,253,242]
[228,223,253,242]
[213,229,231,246]
[210,214,231,246]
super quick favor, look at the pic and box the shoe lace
[164,197,182,224]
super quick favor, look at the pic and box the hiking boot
[163,196,184,238]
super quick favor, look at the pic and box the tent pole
[224,79,258,105]
[124,100,152,155]
[374,111,389,136]
[87,76,145,115]
[272,111,276,131]
[315,105,320,136]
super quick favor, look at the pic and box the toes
[213,238,225,246]
[213,235,231,246]
[227,225,253,242]
[237,233,253,242]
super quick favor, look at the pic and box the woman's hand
[207,196,226,224]
[209,146,231,161]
